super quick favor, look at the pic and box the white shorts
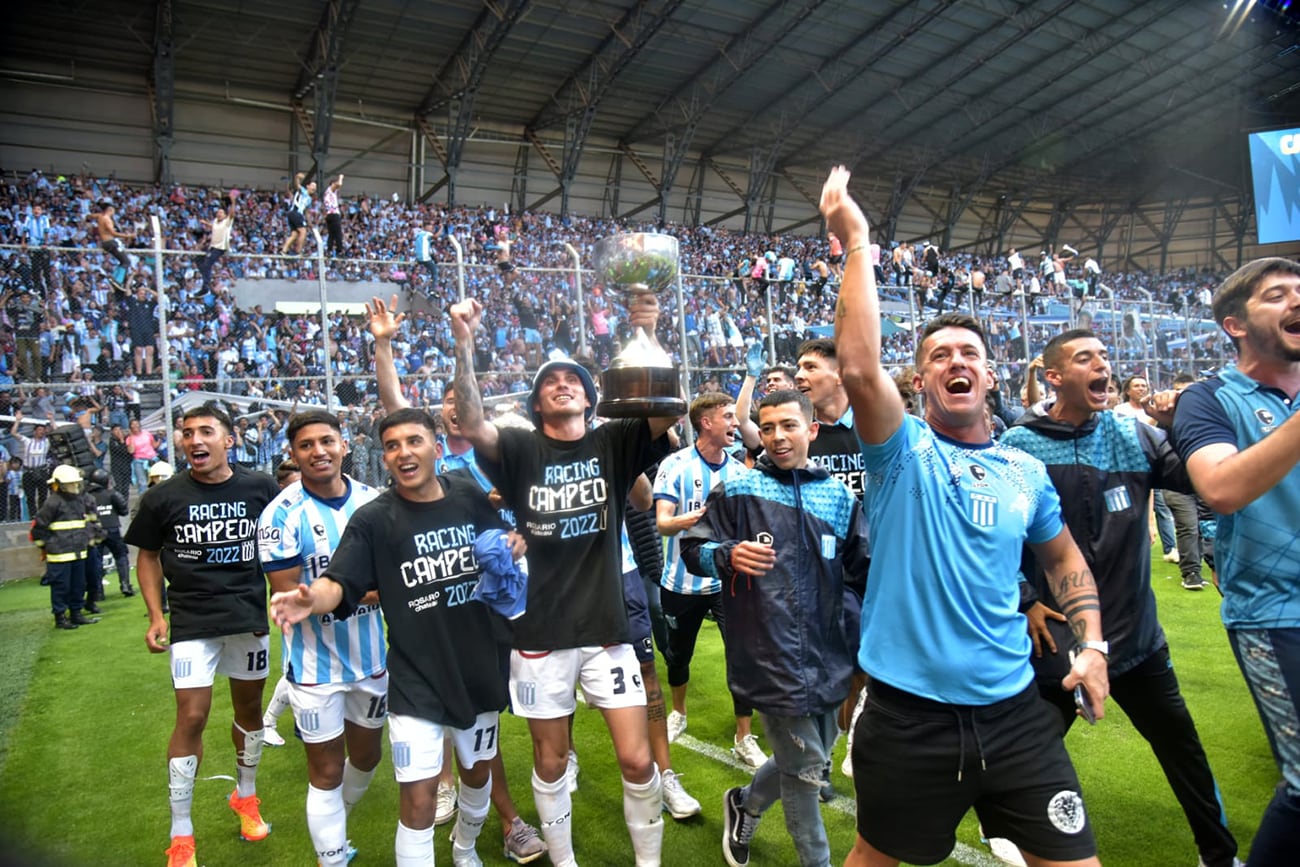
[1053,271,1066,286]
[289,673,389,743]
[170,633,270,689]
[509,645,645,719]
[388,711,500,783]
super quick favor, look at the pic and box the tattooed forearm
[453,340,485,429]
[1054,569,1095,600]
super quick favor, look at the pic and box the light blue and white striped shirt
[654,445,747,594]
[259,477,384,684]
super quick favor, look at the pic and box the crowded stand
[1,168,1233,519]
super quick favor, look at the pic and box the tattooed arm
[448,299,501,463]
[1029,526,1110,719]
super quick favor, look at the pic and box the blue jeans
[131,457,151,491]
[1227,627,1300,867]
[740,709,838,867]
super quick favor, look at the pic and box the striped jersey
[289,186,312,215]
[259,477,384,684]
[414,228,434,262]
[653,445,747,594]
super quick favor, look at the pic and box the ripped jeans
[738,709,838,867]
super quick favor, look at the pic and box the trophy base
[598,367,686,419]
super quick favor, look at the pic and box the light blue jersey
[1175,366,1300,629]
[858,415,1064,705]
[654,445,747,594]
[259,477,384,684]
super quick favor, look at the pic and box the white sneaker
[732,734,766,769]
[841,687,867,778]
[988,836,1027,867]
[434,784,458,826]
[566,750,579,794]
[661,769,701,819]
[1163,550,1180,563]
[263,724,286,747]
[666,710,687,744]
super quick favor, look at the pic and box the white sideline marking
[673,733,1002,867]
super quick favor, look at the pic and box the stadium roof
[4,0,1298,203]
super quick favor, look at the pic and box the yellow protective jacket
[30,491,99,562]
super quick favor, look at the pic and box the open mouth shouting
[945,375,973,395]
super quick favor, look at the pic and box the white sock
[453,774,492,855]
[234,722,263,798]
[533,769,576,866]
[168,755,198,838]
[395,820,435,867]
[623,765,663,867]
[263,676,291,727]
[341,759,377,816]
[307,783,349,866]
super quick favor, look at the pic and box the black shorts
[828,253,843,265]
[288,210,306,231]
[622,568,655,664]
[851,680,1095,865]
[497,260,515,274]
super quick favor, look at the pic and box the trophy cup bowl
[591,233,688,419]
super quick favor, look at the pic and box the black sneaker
[55,614,78,630]
[722,786,758,867]
[70,612,100,625]
[85,602,102,615]
[1182,576,1206,591]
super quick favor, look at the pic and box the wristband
[845,244,867,258]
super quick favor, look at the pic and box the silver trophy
[591,232,687,418]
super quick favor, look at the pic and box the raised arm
[626,293,682,439]
[449,298,501,462]
[822,166,904,445]
[733,342,763,450]
[366,295,411,412]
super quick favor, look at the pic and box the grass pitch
[0,553,1277,865]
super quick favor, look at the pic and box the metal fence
[1,231,1233,522]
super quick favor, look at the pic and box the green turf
[0,554,1278,865]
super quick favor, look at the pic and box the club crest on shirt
[970,492,998,527]
[1254,407,1276,431]
[968,464,989,487]
[517,681,537,707]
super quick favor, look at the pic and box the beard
[1245,318,1300,363]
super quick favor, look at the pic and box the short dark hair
[1042,329,1099,370]
[763,365,796,383]
[1212,257,1300,350]
[796,338,836,364]
[183,401,233,435]
[285,409,341,446]
[689,392,733,428]
[758,389,814,422]
[1172,371,1196,387]
[916,313,990,366]
[377,407,438,442]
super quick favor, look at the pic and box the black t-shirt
[480,419,656,650]
[809,418,867,502]
[124,465,279,642]
[323,474,511,727]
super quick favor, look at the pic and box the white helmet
[49,464,83,486]
[148,461,175,481]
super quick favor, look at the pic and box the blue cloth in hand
[472,529,528,621]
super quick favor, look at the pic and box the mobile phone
[1073,683,1097,725]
